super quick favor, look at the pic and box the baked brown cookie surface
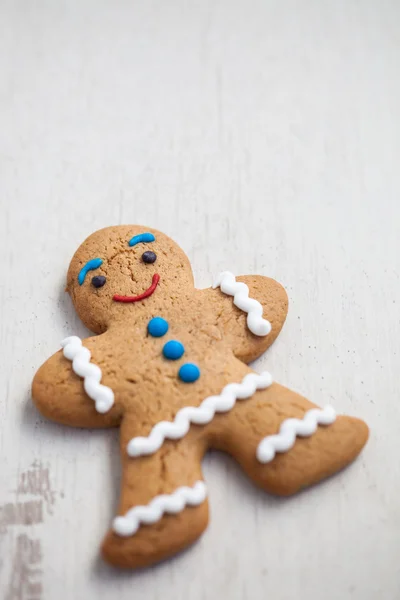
[32,225,368,568]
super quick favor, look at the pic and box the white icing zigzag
[113,481,207,537]
[256,405,337,463]
[127,371,273,457]
[212,271,272,336]
[61,336,114,414]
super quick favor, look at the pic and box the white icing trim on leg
[113,481,207,537]
[256,405,337,463]
[212,271,272,336]
[127,371,273,457]
[61,336,114,414]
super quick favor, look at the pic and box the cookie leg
[102,429,208,569]
[208,382,369,496]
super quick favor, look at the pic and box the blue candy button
[148,317,169,337]
[163,340,185,360]
[179,363,200,383]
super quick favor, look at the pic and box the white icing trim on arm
[113,481,207,537]
[212,271,272,336]
[61,336,114,414]
[256,405,336,463]
[127,371,273,458]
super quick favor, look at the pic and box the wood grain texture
[0,0,399,598]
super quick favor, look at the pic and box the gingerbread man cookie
[32,226,369,568]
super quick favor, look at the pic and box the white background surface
[0,1,399,599]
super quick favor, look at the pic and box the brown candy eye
[142,251,157,264]
[92,275,106,288]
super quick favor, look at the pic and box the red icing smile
[113,274,160,303]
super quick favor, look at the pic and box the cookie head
[67,226,194,333]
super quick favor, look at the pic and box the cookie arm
[32,348,121,428]
[199,275,289,363]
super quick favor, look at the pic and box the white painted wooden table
[1,1,399,599]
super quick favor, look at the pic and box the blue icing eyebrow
[128,232,155,247]
[78,258,103,285]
